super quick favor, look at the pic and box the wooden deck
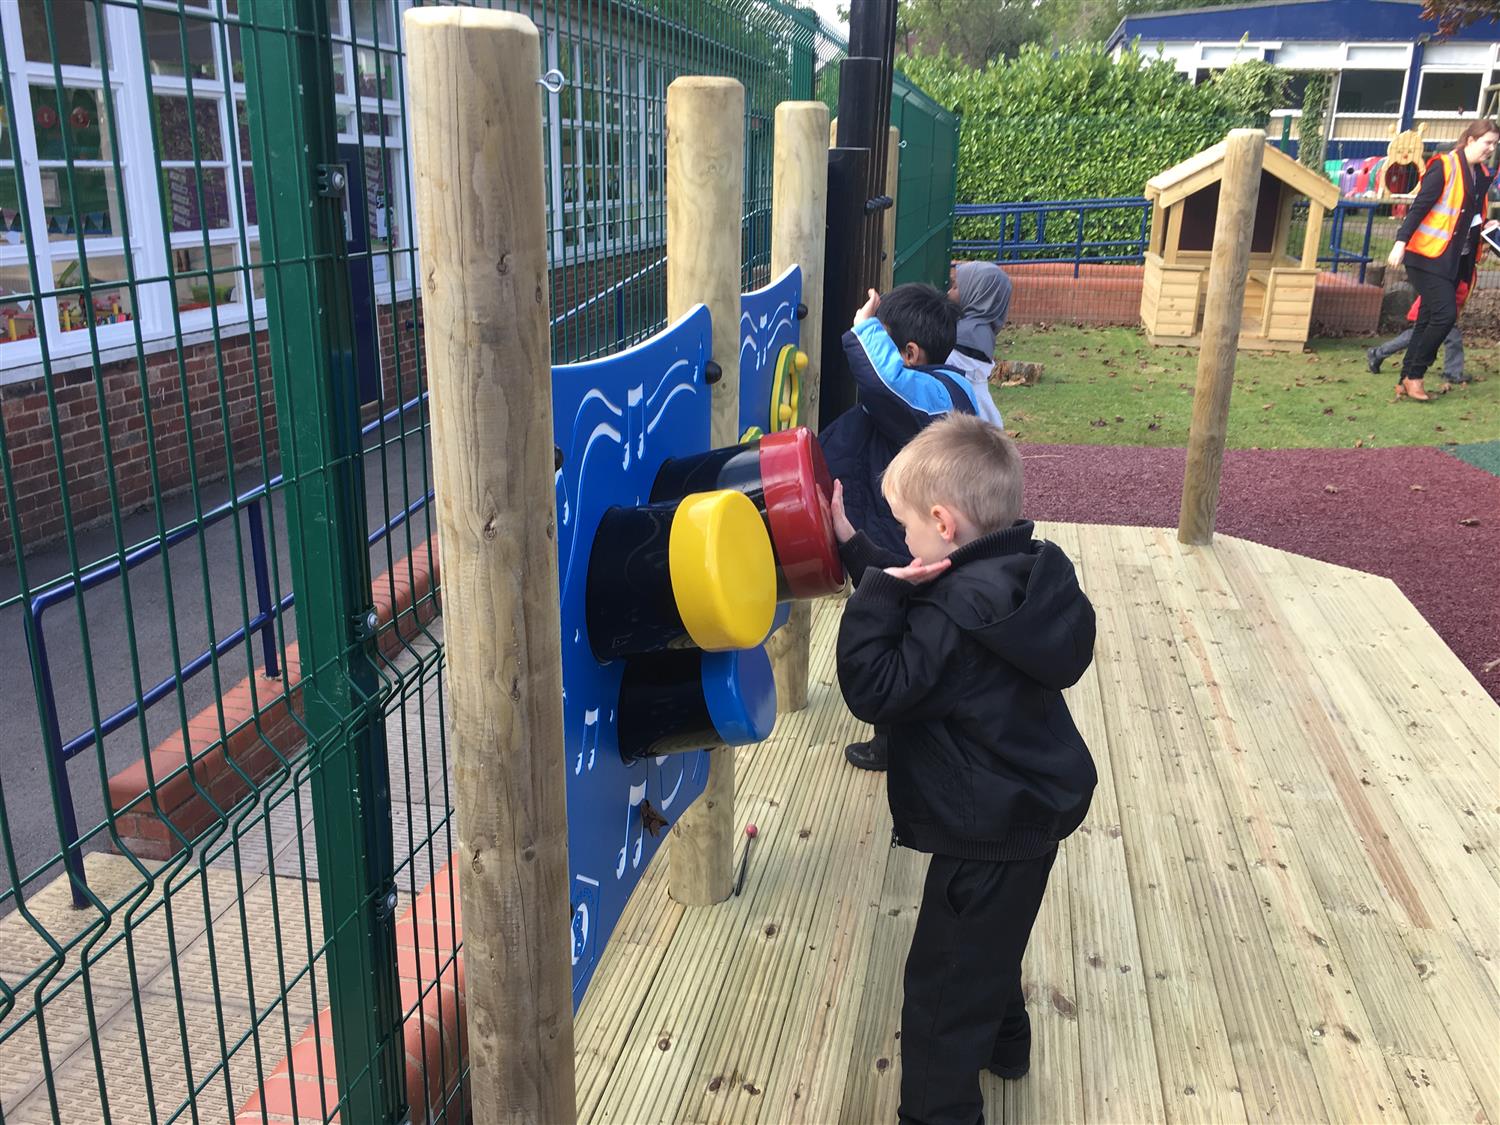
[573,523,1499,1124]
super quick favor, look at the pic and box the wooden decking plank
[591,600,869,1123]
[835,840,924,1125]
[1222,540,1499,971]
[1072,524,1251,1124]
[1267,546,1499,882]
[1043,530,1168,1125]
[999,838,1086,1125]
[1397,928,1500,1124]
[585,755,805,1121]
[1095,526,1329,1122]
[1163,533,1491,1122]
[1142,531,1407,1122]
[682,701,883,1121]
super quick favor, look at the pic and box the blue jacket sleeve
[842,320,978,445]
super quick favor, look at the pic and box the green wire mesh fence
[0,2,879,1122]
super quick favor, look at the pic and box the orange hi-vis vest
[1407,150,1465,259]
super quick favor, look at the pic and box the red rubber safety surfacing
[759,427,844,599]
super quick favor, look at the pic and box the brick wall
[0,299,424,559]
[1001,262,1382,337]
[0,252,687,559]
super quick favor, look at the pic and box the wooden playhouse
[1141,138,1340,351]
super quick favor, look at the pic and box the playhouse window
[1416,71,1484,115]
[1336,70,1405,115]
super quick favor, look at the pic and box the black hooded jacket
[836,521,1098,860]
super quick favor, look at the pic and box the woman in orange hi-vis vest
[1386,118,1498,401]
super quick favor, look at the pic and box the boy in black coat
[832,414,1097,1125]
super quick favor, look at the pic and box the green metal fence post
[791,6,817,101]
[239,4,405,1123]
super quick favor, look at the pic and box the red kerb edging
[107,537,441,859]
[235,857,466,1124]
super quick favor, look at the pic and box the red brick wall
[0,253,679,559]
[0,332,280,558]
[1001,262,1382,337]
[0,299,428,559]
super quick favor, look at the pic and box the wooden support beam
[1179,129,1265,547]
[1301,201,1326,270]
[880,126,899,292]
[666,76,745,905]
[766,101,830,714]
[404,9,575,1122]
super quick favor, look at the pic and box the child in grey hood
[945,262,1011,429]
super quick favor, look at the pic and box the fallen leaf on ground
[1324,484,1339,494]
[1410,484,1425,492]
[1459,517,1480,527]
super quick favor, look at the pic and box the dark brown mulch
[1021,443,1500,702]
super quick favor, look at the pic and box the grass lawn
[990,324,1500,449]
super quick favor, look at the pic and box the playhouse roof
[1145,137,1341,211]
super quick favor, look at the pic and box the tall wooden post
[1301,201,1326,269]
[766,101,829,713]
[881,126,900,292]
[404,10,575,1122]
[666,76,744,905]
[1178,129,1265,546]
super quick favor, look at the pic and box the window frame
[1414,67,1488,117]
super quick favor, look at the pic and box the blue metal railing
[953,196,1381,282]
[953,198,1152,276]
[28,390,433,904]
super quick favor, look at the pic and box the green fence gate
[891,73,960,288]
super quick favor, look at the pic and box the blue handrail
[953,196,1379,280]
[28,389,433,904]
[953,198,1153,277]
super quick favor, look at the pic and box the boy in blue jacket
[833,414,1097,1125]
[821,283,979,771]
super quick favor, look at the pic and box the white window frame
[331,0,414,298]
[1330,42,1413,125]
[546,25,658,264]
[1414,66,1490,118]
[0,0,161,375]
[142,0,257,340]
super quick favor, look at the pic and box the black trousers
[1400,265,1460,382]
[898,847,1058,1125]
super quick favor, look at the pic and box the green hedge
[901,46,1287,254]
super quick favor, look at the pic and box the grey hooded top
[953,262,1012,360]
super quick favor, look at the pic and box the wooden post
[880,125,899,292]
[404,10,576,1123]
[1179,129,1265,546]
[1301,201,1326,270]
[765,101,829,714]
[666,76,744,905]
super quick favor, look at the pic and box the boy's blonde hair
[881,414,1023,534]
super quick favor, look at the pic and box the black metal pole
[835,56,884,291]
[844,0,900,291]
[819,146,870,430]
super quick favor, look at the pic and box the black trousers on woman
[1400,264,1459,383]
[898,847,1057,1125]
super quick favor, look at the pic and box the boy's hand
[884,557,951,584]
[853,288,880,326]
[830,479,856,544]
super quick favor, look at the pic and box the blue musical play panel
[552,305,716,1007]
[738,265,803,439]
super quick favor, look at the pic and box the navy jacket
[819,319,978,559]
[837,521,1098,860]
